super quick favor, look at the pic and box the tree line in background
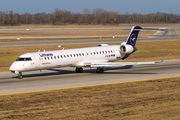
[0,8,180,25]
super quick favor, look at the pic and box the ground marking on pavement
[153,31,158,35]
[175,28,180,37]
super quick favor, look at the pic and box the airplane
[10,26,169,79]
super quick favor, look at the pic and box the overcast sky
[0,0,180,14]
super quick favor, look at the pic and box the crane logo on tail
[130,33,137,46]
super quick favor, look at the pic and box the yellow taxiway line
[0,76,180,96]
[175,28,180,37]
[153,31,158,35]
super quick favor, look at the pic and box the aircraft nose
[10,63,16,71]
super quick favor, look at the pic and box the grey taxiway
[0,59,179,95]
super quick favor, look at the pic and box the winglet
[155,53,171,63]
[161,53,171,62]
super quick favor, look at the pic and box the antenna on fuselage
[58,45,64,50]
[38,50,40,52]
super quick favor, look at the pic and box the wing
[86,54,170,68]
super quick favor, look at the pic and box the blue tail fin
[126,26,142,47]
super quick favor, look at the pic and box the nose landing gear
[18,72,23,79]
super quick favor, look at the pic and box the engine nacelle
[120,45,137,54]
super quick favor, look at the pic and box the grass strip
[0,37,128,43]
[0,30,153,43]
[0,76,180,120]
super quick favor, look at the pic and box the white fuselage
[10,45,122,73]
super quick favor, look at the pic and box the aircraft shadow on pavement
[13,65,157,78]
[12,70,74,78]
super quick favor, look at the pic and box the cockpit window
[18,58,25,61]
[16,57,32,61]
[25,58,32,61]
[15,57,20,61]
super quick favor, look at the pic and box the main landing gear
[18,72,23,79]
[75,67,83,73]
[96,67,104,73]
[75,67,104,73]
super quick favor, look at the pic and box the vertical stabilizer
[126,26,142,47]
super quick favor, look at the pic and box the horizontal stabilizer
[122,27,165,31]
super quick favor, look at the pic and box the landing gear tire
[96,67,104,73]
[75,67,83,73]
[18,72,23,79]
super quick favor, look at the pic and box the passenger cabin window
[64,55,66,58]
[57,56,59,59]
[74,54,76,57]
[79,53,81,56]
[54,56,56,59]
[67,55,69,57]
[70,54,72,57]
[82,53,84,56]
